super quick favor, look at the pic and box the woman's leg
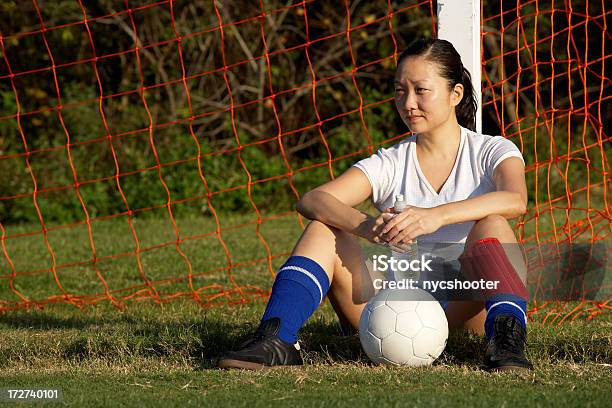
[217,220,375,369]
[297,216,529,334]
[446,214,527,335]
[290,220,375,330]
[293,215,528,335]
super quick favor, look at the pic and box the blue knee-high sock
[485,294,527,340]
[261,255,330,344]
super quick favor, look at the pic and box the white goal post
[437,0,482,133]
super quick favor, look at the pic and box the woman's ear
[451,83,464,106]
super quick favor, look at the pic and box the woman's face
[394,56,463,133]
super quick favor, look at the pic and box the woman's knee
[472,214,510,233]
[466,215,516,246]
[293,220,364,281]
[303,219,336,238]
[291,221,338,278]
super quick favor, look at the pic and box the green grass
[0,300,610,407]
[0,213,610,407]
[0,211,306,306]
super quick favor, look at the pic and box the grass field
[0,213,610,407]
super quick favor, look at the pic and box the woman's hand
[359,212,396,244]
[379,206,443,245]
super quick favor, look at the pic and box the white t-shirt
[353,125,524,259]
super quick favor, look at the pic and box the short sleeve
[482,136,525,182]
[352,146,398,210]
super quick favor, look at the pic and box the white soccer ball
[359,288,448,366]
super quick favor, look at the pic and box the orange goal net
[0,1,609,324]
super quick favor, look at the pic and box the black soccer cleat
[217,318,303,370]
[484,315,534,371]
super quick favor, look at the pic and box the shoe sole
[488,365,533,372]
[217,359,301,370]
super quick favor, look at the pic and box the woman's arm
[296,167,391,241]
[381,156,527,244]
[436,156,527,224]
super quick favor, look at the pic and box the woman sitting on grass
[217,38,532,371]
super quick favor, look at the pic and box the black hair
[397,38,477,132]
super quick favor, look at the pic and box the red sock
[458,237,528,300]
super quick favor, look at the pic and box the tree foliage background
[0,0,608,225]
